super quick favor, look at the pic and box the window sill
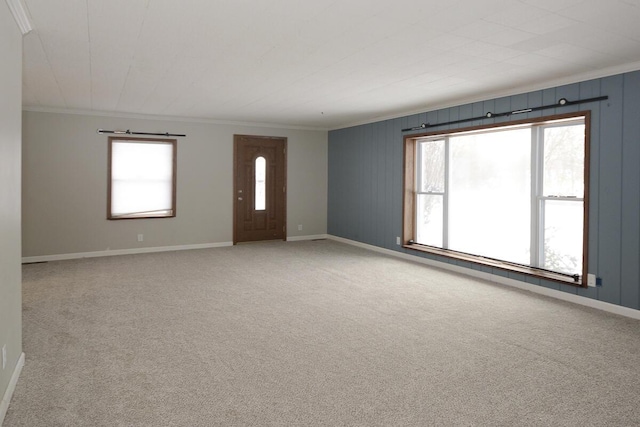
[403,244,585,287]
[108,213,175,220]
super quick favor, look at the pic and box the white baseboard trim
[0,352,25,426]
[22,242,234,263]
[327,235,640,321]
[287,234,329,242]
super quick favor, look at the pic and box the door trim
[233,134,287,244]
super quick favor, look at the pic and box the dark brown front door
[233,135,287,244]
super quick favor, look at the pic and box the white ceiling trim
[23,60,640,133]
[21,106,330,132]
[5,0,33,35]
[20,0,640,129]
[331,60,640,131]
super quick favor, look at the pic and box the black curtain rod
[401,96,608,132]
[97,129,186,137]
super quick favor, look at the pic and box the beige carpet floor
[4,240,640,426]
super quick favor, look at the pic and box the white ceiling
[19,0,640,129]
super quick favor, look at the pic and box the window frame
[107,136,178,220]
[403,111,590,287]
[254,155,267,211]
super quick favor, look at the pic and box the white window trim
[403,112,590,287]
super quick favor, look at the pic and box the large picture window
[108,137,177,220]
[403,112,589,285]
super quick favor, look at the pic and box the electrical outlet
[137,234,144,242]
[298,224,303,231]
[587,273,596,287]
[2,344,6,370]
[396,236,401,245]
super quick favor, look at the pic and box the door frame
[233,134,287,244]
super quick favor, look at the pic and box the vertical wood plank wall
[328,70,640,310]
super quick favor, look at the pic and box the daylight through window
[405,113,588,284]
[108,137,177,219]
[255,156,266,211]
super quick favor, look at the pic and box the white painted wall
[22,111,328,257]
[0,0,24,420]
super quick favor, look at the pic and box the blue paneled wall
[328,70,640,310]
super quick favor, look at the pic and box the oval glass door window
[255,156,266,210]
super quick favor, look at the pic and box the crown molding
[6,0,33,35]
[331,61,640,131]
[23,61,640,133]
[21,106,329,132]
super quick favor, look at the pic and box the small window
[404,112,589,285]
[255,156,266,211]
[108,137,177,219]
